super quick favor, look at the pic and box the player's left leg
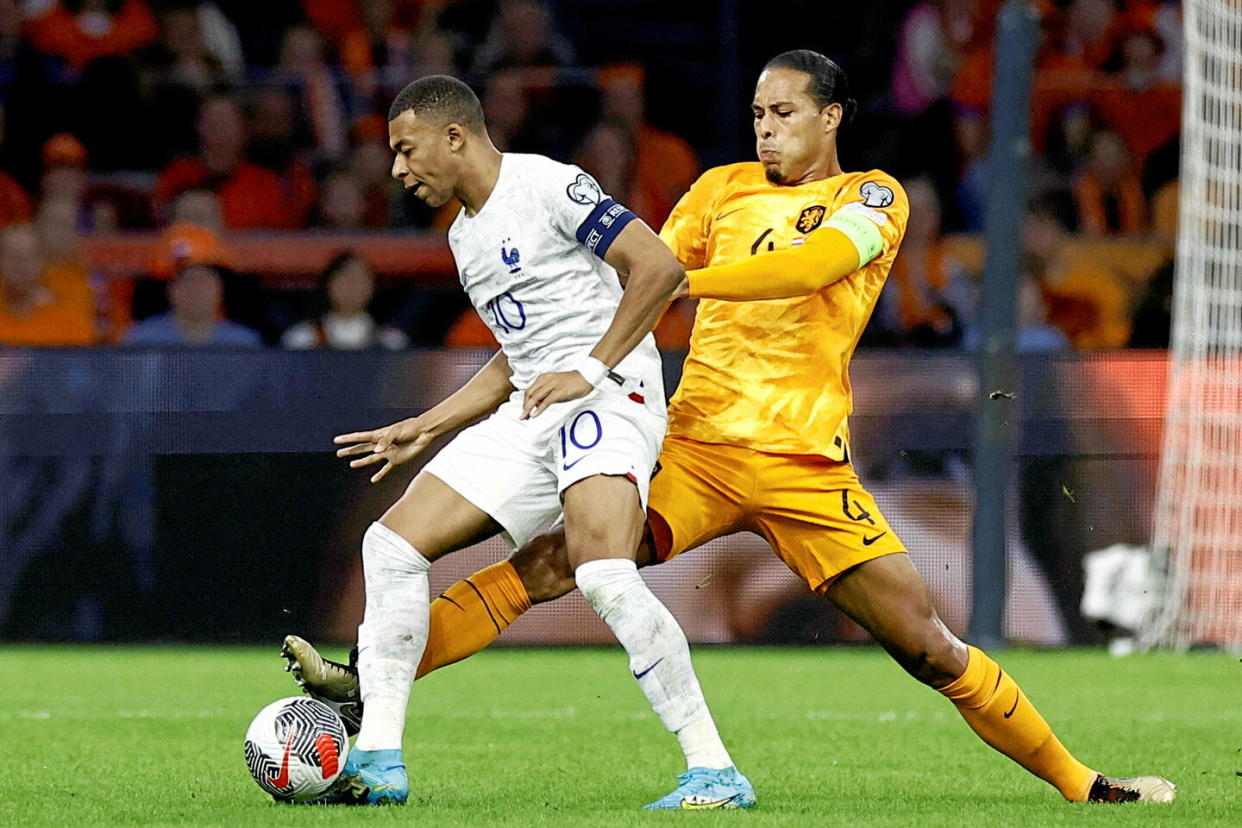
[562,472,753,810]
[752,454,1174,803]
[824,553,1175,803]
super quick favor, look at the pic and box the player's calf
[508,526,577,603]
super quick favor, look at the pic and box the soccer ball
[244,696,349,801]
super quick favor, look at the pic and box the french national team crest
[796,205,826,234]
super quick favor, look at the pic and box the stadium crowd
[0,0,1182,351]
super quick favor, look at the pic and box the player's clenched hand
[522,371,593,419]
[333,417,437,483]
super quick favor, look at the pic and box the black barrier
[0,348,1166,645]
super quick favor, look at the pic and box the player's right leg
[283,525,585,738]
[824,552,1176,804]
[561,472,754,810]
[330,469,503,806]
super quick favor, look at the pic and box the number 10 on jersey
[485,292,527,333]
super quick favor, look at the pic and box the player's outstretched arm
[335,350,515,482]
[686,221,870,301]
[522,221,682,417]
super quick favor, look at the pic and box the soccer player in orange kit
[287,50,1174,805]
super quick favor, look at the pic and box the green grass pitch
[2,645,1236,826]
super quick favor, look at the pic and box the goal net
[1141,0,1242,650]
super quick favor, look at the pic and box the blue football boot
[305,748,408,805]
[643,766,756,810]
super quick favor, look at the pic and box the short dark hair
[763,50,857,127]
[388,75,485,134]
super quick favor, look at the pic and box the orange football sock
[415,560,532,679]
[939,646,1098,801]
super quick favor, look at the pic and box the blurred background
[0,0,1185,648]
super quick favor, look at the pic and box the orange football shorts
[648,435,906,594]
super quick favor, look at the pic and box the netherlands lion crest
[796,205,826,234]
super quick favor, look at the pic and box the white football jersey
[447,153,664,396]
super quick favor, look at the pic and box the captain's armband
[824,203,886,266]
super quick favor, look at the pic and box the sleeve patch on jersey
[825,206,885,265]
[860,181,895,208]
[840,201,889,226]
[575,198,637,258]
[566,173,602,205]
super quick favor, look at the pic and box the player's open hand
[333,417,437,483]
[522,371,593,419]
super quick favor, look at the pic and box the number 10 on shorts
[559,410,602,470]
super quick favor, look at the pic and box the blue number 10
[486,292,527,333]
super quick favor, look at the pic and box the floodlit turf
[2,646,1236,826]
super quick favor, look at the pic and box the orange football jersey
[659,162,909,459]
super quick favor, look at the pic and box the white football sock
[575,557,733,770]
[354,521,431,752]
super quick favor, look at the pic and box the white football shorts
[420,379,666,548]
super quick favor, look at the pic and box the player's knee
[508,531,576,604]
[893,617,968,688]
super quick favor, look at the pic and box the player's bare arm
[335,349,514,482]
[521,220,682,418]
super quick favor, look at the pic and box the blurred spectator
[881,178,969,346]
[137,198,230,328]
[143,2,239,160]
[1013,275,1070,352]
[316,168,367,231]
[595,63,699,229]
[147,3,237,91]
[408,28,458,78]
[1021,194,1130,349]
[890,0,984,117]
[124,263,261,346]
[0,105,32,228]
[142,190,227,285]
[281,251,407,350]
[23,0,159,71]
[303,0,427,94]
[959,274,1068,353]
[482,69,534,152]
[574,122,643,212]
[472,0,572,75]
[39,133,88,218]
[0,223,95,345]
[155,95,294,229]
[245,88,318,227]
[171,187,224,234]
[346,114,397,228]
[1055,0,1122,70]
[1073,129,1147,235]
[1090,27,1181,162]
[276,25,347,164]
[34,194,85,270]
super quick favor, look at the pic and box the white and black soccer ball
[244,696,349,801]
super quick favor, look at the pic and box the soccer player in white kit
[324,76,755,810]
